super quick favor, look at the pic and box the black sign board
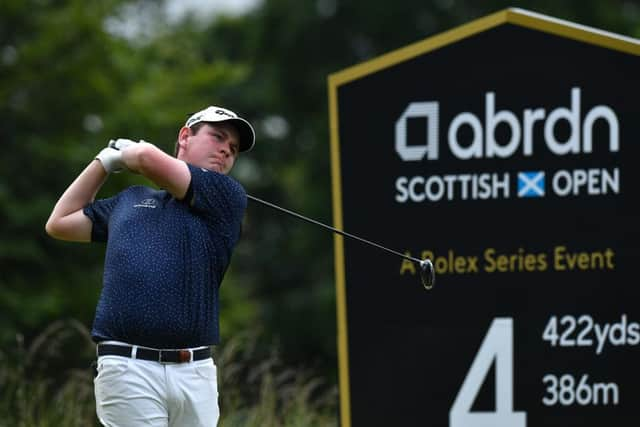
[328,8,640,427]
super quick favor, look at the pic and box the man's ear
[177,126,191,155]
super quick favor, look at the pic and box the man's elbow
[45,217,63,240]
[45,216,83,241]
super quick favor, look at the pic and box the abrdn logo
[395,87,619,161]
[394,86,622,203]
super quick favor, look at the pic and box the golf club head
[419,259,435,290]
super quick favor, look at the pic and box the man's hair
[174,122,207,157]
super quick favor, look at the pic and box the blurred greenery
[0,321,337,426]
[1,0,638,424]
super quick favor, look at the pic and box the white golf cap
[185,106,256,152]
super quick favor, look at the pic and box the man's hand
[108,138,139,151]
[96,147,125,173]
[97,138,140,173]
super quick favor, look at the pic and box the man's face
[178,122,240,174]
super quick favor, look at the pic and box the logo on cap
[184,105,256,152]
[214,109,235,118]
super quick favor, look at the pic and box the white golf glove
[108,138,139,151]
[96,147,125,173]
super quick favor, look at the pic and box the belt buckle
[158,349,192,363]
[178,350,192,363]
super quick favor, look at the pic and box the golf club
[247,194,435,289]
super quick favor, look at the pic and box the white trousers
[94,348,219,427]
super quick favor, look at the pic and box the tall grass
[216,331,338,427]
[0,321,337,426]
[0,319,97,427]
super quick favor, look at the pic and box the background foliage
[1,0,638,424]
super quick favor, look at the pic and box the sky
[105,0,262,40]
[165,0,261,21]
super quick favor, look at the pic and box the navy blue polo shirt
[83,164,246,348]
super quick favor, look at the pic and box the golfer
[45,106,255,426]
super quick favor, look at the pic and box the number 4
[449,318,527,427]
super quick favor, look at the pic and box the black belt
[97,344,211,364]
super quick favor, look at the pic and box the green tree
[1,1,638,421]
[1,0,131,343]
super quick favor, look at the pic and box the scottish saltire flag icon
[518,171,545,197]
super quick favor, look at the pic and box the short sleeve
[83,193,121,242]
[185,164,247,228]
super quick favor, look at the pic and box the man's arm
[45,160,108,242]
[46,140,191,242]
[120,141,191,200]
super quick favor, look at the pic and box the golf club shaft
[247,194,423,264]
